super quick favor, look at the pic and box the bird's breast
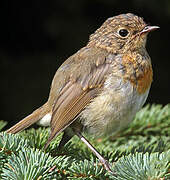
[80,52,152,137]
[122,53,153,94]
[80,75,150,137]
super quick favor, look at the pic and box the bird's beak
[140,26,160,34]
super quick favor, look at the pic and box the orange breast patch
[122,54,153,94]
[135,66,153,94]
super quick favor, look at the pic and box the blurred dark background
[1,0,170,129]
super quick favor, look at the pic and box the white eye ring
[118,28,129,38]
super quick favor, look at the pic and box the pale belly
[37,79,150,137]
[37,113,51,126]
[80,80,149,137]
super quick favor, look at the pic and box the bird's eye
[118,29,129,37]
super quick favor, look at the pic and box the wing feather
[45,56,113,147]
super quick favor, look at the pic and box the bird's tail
[6,102,48,134]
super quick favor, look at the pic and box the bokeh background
[1,0,170,128]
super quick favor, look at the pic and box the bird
[6,13,159,173]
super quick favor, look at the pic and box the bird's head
[88,13,159,53]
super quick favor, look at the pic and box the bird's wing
[45,48,114,147]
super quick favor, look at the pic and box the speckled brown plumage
[7,13,159,173]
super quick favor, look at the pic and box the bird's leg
[75,132,115,175]
[58,130,74,150]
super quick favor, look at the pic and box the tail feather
[6,103,48,134]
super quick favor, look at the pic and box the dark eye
[118,29,129,37]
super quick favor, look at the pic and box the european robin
[7,13,159,173]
